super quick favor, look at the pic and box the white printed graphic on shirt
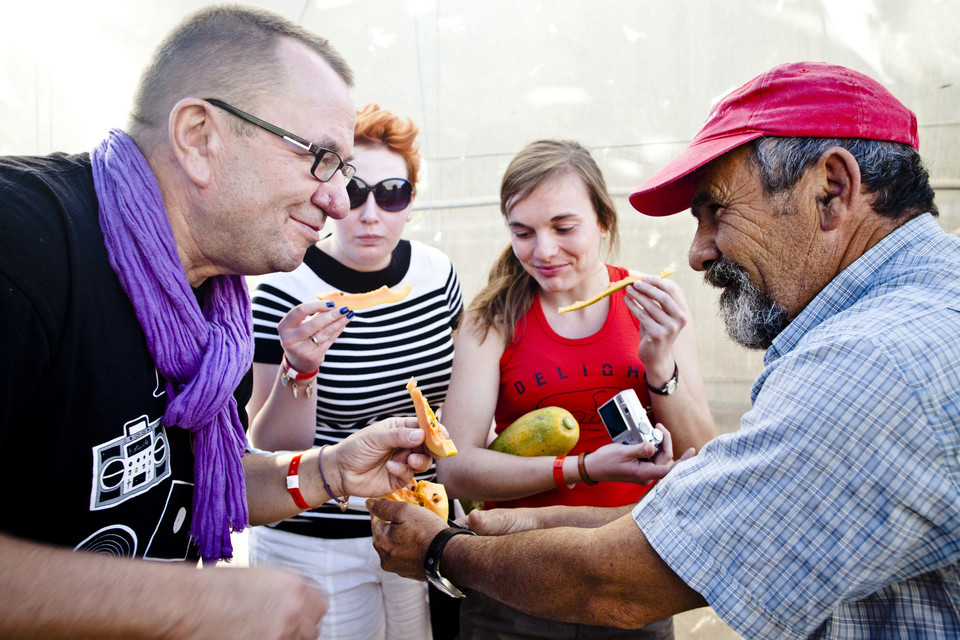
[90,414,171,510]
[74,524,138,555]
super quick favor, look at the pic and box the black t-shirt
[0,153,247,560]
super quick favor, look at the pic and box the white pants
[248,526,433,640]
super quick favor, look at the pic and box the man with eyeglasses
[246,102,465,640]
[0,7,437,640]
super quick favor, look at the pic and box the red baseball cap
[629,61,919,217]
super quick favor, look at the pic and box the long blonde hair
[468,140,619,345]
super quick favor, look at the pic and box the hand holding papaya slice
[317,283,412,310]
[558,268,676,313]
[406,377,457,457]
[384,479,449,520]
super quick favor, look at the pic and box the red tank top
[489,265,654,509]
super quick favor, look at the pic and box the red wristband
[286,453,312,510]
[553,455,567,489]
[282,354,319,380]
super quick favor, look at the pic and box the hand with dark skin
[368,498,706,628]
[368,431,701,629]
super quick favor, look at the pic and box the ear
[817,147,862,232]
[168,98,218,188]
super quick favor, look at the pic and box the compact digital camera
[598,388,663,462]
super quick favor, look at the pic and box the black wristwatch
[645,363,679,396]
[424,526,476,598]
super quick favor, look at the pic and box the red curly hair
[354,103,421,191]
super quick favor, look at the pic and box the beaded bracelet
[318,444,349,512]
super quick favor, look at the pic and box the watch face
[648,364,679,395]
[428,574,467,599]
[424,526,475,599]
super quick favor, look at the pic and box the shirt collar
[763,212,940,366]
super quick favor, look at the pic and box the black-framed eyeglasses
[347,177,414,212]
[204,98,355,183]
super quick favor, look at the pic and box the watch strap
[645,363,679,396]
[424,527,476,598]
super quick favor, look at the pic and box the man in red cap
[369,62,960,638]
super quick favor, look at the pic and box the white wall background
[4,0,959,433]
[4,2,958,636]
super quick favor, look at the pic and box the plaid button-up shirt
[636,213,960,638]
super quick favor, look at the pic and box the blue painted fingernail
[326,301,335,308]
[339,306,350,315]
[346,311,355,319]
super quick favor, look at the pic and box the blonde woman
[436,140,714,639]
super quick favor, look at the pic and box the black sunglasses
[347,177,413,212]
[204,98,355,183]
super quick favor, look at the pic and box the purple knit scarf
[91,129,251,563]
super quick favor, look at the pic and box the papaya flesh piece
[317,283,412,311]
[406,377,457,457]
[489,406,580,457]
[384,480,449,520]
[558,268,676,313]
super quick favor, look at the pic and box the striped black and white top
[250,239,463,538]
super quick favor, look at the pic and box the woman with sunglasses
[246,104,464,640]
[433,140,715,639]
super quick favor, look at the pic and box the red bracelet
[553,455,567,488]
[281,354,319,380]
[280,355,319,399]
[285,453,312,510]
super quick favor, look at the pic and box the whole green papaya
[489,407,579,456]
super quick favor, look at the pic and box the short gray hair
[750,137,938,220]
[128,6,353,151]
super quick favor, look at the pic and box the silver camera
[598,388,663,462]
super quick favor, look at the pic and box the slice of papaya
[384,482,418,504]
[416,480,449,520]
[406,377,457,457]
[317,283,412,311]
[384,479,449,520]
[558,268,676,313]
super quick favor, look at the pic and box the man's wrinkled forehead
[688,145,753,213]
